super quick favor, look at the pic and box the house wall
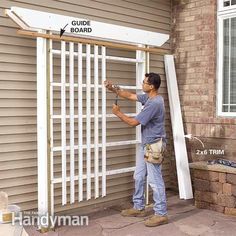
[172,0,236,190]
[0,0,173,213]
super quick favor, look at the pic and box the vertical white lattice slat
[101,46,107,197]
[86,44,91,200]
[61,41,67,205]
[78,43,83,202]
[69,42,75,204]
[94,45,99,199]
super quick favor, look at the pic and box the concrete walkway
[25,192,236,236]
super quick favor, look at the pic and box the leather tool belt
[144,138,166,164]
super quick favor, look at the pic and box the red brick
[186,3,196,9]
[194,170,219,181]
[209,171,220,181]
[209,182,223,194]
[194,179,209,191]
[227,174,236,185]
[225,207,236,216]
[195,201,210,209]
[185,35,195,41]
[194,190,217,204]
[219,173,226,183]
[232,185,236,197]
[194,170,207,179]
[216,194,235,208]
[223,183,232,196]
[209,204,225,213]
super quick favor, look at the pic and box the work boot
[144,214,168,227]
[121,208,146,217]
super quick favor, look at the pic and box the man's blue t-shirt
[135,93,166,146]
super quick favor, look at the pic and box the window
[224,0,236,7]
[217,1,236,116]
[218,0,236,11]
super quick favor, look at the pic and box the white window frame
[217,0,236,116]
[218,0,236,12]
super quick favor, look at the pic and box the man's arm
[104,80,138,101]
[116,89,138,101]
[112,104,140,127]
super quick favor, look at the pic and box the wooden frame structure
[5,6,193,224]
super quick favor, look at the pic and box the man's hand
[112,104,140,127]
[112,104,120,115]
[104,80,116,93]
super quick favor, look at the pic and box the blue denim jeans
[133,145,167,216]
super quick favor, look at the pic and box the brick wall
[193,169,236,215]
[171,0,236,178]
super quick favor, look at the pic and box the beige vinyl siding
[0,0,172,213]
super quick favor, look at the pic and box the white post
[61,41,67,205]
[101,46,107,197]
[37,32,49,217]
[94,45,99,198]
[78,43,83,202]
[136,46,145,202]
[145,48,150,205]
[86,44,91,200]
[164,55,193,199]
[69,42,75,204]
[49,38,54,216]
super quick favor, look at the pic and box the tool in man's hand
[115,94,118,105]
[112,84,120,105]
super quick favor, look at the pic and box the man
[104,73,168,227]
